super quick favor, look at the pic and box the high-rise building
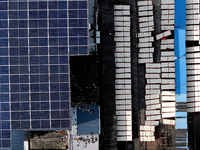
[0,0,89,148]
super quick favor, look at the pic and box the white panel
[146,69,161,73]
[114,16,130,22]
[115,84,131,89]
[140,125,155,131]
[145,121,159,126]
[139,37,154,43]
[140,131,154,136]
[146,89,160,94]
[117,126,132,130]
[140,136,155,142]
[187,64,200,70]
[116,95,132,99]
[187,97,200,102]
[187,52,200,58]
[115,58,131,63]
[161,56,176,62]
[186,14,200,19]
[146,104,161,110]
[161,20,174,25]
[115,22,131,27]
[115,79,131,84]
[163,119,175,125]
[145,74,160,78]
[186,30,200,36]
[115,47,130,52]
[114,5,130,10]
[146,115,161,120]
[186,36,199,41]
[115,89,131,94]
[117,121,132,125]
[114,37,130,42]
[117,131,132,136]
[188,86,200,92]
[187,107,200,113]
[138,11,153,17]
[146,110,160,115]
[139,21,154,28]
[115,52,130,58]
[187,75,200,81]
[145,99,160,105]
[162,102,176,107]
[138,42,152,48]
[161,68,175,72]
[117,116,132,121]
[186,0,199,4]
[161,51,174,57]
[116,68,131,73]
[140,26,154,32]
[161,25,174,30]
[147,79,162,84]
[161,39,174,44]
[186,9,199,14]
[116,111,132,115]
[162,112,175,118]
[161,91,175,95]
[138,53,153,58]
[161,5,175,9]
[161,79,175,84]
[138,58,153,63]
[161,15,175,20]
[161,84,175,90]
[162,107,175,112]
[138,1,153,6]
[156,33,164,40]
[138,32,152,38]
[161,96,176,101]
[188,91,200,97]
[138,5,153,11]
[145,84,160,89]
[139,47,154,53]
[116,100,132,105]
[187,102,200,107]
[116,105,132,110]
[139,16,154,22]
[115,27,130,31]
[117,136,132,141]
[161,44,174,49]
[114,11,130,16]
[186,25,199,30]
[187,70,200,75]
[115,63,131,68]
[187,58,200,64]
[161,0,175,4]
[145,94,160,100]
[161,62,175,67]
[162,10,175,15]
[116,42,131,47]
[161,73,175,78]
[146,63,161,68]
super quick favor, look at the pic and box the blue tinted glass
[10,75,19,83]
[20,47,28,55]
[30,75,39,83]
[0,94,9,102]
[49,38,58,46]
[69,1,77,9]
[61,110,69,118]
[39,2,47,9]
[39,38,48,46]
[31,112,40,119]
[20,84,29,92]
[61,101,69,109]
[60,65,68,73]
[31,93,39,101]
[0,39,8,47]
[40,56,48,64]
[29,20,38,28]
[49,29,58,36]
[21,121,30,129]
[60,83,69,91]
[0,48,8,56]
[0,57,8,65]
[69,10,77,18]
[1,75,9,83]
[69,19,78,27]
[39,29,47,37]
[78,1,87,9]
[79,10,87,18]
[39,20,47,27]
[9,30,18,37]
[20,57,28,64]
[59,1,67,9]
[30,29,38,37]
[30,66,39,73]
[50,47,58,55]
[51,102,59,110]
[9,38,18,46]
[69,28,78,36]
[2,140,10,148]
[79,19,87,27]
[10,66,19,74]
[9,2,18,10]
[50,65,58,73]
[19,20,27,28]
[20,75,29,83]
[59,10,67,18]
[41,111,49,119]
[1,85,9,93]
[29,11,38,18]
[59,38,68,45]
[40,75,48,82]
[50,56,58,64]
[30,56,39,64]
[69,37,78,45]
[0,11,7,19]
[21,93,29,101]
[31,102,40,110]
[21,112,29,120]
[29,2,38,9]
[31,84,39,92]
[1,103,9,111]
[0,20,8,28]
[20,66,28,74]
[59,29,67,36]
[49,20,58,27]
[78,28,88,36]
[1,112,10,120]
[60,74,68,82]
[40,84,49,91]
[2,121,10,129]
[49,1,57,9]
[59,47,68,55]
[11,121,20,129]
[21,103,29,110]
[39,11,47,18]
[30,47,38,55]
[59,56,68,64]
[40,65,48,73]
[9,11,18,19]
[41,93,49,101]
[0,66,8,74]
[51,92,59,101]
[41,102,49,110]
[41,120,50,128]
[0,30,8,37]
[51,111,60,119]
[50,83,59,91]
[19,2,27,9]
[61,120,70,128]
[19,29,28,37]
[11,103,20,111]
[31,120,40,128]
[51,120,60,128]
[59,19,67,27]
[11,84,19,92]
[79,37,88,45]
[10,57,18,65]
[19,38,28,46]
[39,47,48,55]
[2,130,10,138]
[49,10,58,18]
[19,11,27,19]
[11,94,19,102]
[60,92,69,100]
[50,74,59,82]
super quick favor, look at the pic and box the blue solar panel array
[0,0,88,148]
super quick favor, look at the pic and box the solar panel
[0,0,88,148]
